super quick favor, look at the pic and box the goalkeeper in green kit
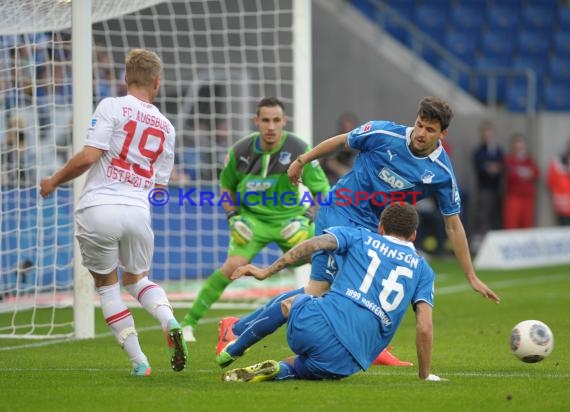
[181,97,330,342]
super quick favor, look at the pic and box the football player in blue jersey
[289,96,498,304]
[216,96,499,367]
[219,203,445,382]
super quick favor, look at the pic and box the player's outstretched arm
[287,133,348,184]
[443,214,501,304]
[231,234,338,281]
[40,146,104,198]
[415,302,446,381]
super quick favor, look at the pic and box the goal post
[0,0,312,340]
[72,0,94,340]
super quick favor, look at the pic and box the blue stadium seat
[444,30,478,65]
[543,82,570,111]
[521,4,555,30]
[481,29,515,57]
[506,83,535,113]
[512,55,547,80]
[487,5,520,30]
[450,5,484,30]
[517,29,551,57]
[558,6,570,30]
[548,55,570,82]
[351,0,375,21]
[553,31,570,57]
[437,59,472,93]
[475,55,511,102]
[413,4,448,43]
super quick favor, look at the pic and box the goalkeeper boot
[221,360,280,383]
[182,325,196,343]
[131,362,152,377]
[166,319,189,372]
[216,316,240,355]
[372,346,413,367]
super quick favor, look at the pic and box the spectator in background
[503,134,539,229]
[1,115,36,189]
[322,111,359,185]
[473,121,504,238]
[547,140,570,226]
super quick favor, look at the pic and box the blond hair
[125,48,162,87]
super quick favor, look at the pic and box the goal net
[0,0,310,339]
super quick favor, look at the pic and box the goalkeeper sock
[227,299,286,357]
[124,277,174,331]
[183,269,231,327]
[233,287,304,335]
[98,283,147,366]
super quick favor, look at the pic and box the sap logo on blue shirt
[378,167,413,189]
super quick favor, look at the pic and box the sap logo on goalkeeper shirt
[246,179,275,191]
[378,167,413,189]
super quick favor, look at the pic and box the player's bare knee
[280,295,298,318]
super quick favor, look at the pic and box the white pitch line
[366,370,570,379]
[1,273,569,352]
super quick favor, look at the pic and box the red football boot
[216,316,240,356]
[372,346,414,366]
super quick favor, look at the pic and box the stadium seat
[543,82,570,111]
[474,55,511,103]
[450,5,484,30]
[521,4,555,30]
[506,83,536,113]
[487,5,520,30]
[548,55,570,82]
[558,6,570,30]
[512,55,547,80]
[351,0,375,21]
[481,29,515,57]
[553,31,570,57]
[444,30,478,65]
[413,4,448,43]
[437,59,472,93]
[516,29,551,57]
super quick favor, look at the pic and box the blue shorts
[311,206,360,283]
[286,294,361,379]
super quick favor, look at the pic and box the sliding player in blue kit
[219,203,446,382]
[216,96,499,368]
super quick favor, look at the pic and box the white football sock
[124,277,174,331]
[97,283,147,366]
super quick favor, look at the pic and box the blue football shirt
[316,226,435,370]
[329,120,461,231]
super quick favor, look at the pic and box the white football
[510,320,554,363]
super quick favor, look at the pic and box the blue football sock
[227,300,287,357]
[232,287,304,335]
[275,361,297,380]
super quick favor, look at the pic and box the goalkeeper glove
[280,213,314,247]
[228,213,254,246]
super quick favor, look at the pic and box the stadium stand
[351,0,570,111]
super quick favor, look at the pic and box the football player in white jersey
[40,48,188,376]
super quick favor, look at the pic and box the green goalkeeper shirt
[220,131,330,222]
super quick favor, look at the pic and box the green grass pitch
[1,260,569,412]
